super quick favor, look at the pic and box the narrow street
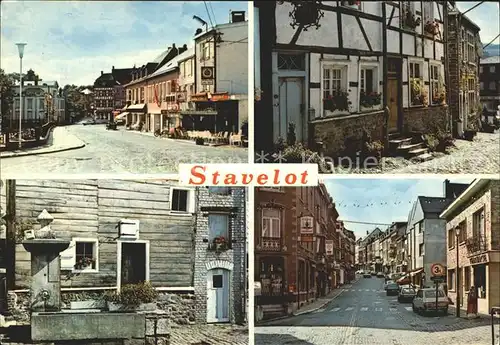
[0,124,248,174]
[255,276,493,345]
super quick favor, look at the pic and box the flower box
[324,109,349,117]
[424,21,439,36]
[403,10,421,30]
[208,236,230,252]
[323,90,351,116]
[360,105,383,112]
[359,92,382,111]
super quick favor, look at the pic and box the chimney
[101,71,103,75]
[230,10,245,23]
[195,28,203,36]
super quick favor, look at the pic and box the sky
[323,177,475,241]
[456,2,499,46]
[0,1,247,86]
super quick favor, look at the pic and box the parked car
[412,288,449,315]
[356,270,365,275]
[386,282,399,296]
[371,271,377,276]
[384,280,395,290]
[363,272,371,278]
[398,287,416,303]
[79,118,96,125]
[376,272,385,278]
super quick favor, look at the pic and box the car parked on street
[386,282,399,296]
[384,280,395,290]
[79,118,96,125]
[398,287,416,303]
[376,272,385,278]
[412,288,449,315]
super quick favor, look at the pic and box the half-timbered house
[255,1,450,159]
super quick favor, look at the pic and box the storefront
[126,104,147,129]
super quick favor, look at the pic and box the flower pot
[360,105,382,112]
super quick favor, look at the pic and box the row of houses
[356,178,499,316]
[254,1,490,158]
[92,10,248,137]
[0,181,247,326]
[254,185,356,321]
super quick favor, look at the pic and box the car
[412,288,450,315]
[371,271,377,276]
[79,118,96,126]
[376,272,385,278]
[363,273,371,278]
[384,280,395,290]
[386,282,399,296]
[398,287,416,303]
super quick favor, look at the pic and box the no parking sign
[431,263,445,277]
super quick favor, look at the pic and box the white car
[412,288,450,315]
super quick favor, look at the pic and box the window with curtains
[323,67,344,99]
[262,208,281,238]
[208,214,230,244]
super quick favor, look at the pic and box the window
[461,30,466,61]
[458,221,467,243]
[277,53,306,70]
[464,266,471,291]
[262,208,281,238]
[27,98,33,110]
[360,68,375,94]
[448,228,455,248]
[170,188,193,212]
[260,187,283,192]
[39,99,44,110]
[479,66,483,73]
[409,61,423,106]
[467,32,475,63]
[490,66,496,73]
[423,1,433,23]
[213,274,223,288]
[341,1,361,10]
[323,66,347,99]
[480,82,484,90]
[202,41,211,60]
[209,187,230,195]
[430,65,441,105]
[75,241,97,271]
[473,208,485,236]
[448,269,455,290]
[208,214,229,243]
[419,243,424,256]
[468,78,476,112]
[490,82,497,90]
[60,238,99,272]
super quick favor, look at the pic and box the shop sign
[191,94,209,102]
[300,235,314,242]
[470,253,488,265]
[300,216,314,234]
[161,110,169,115]
[325,240,334,255]
[201,79,214,85]
[211,92,229,101]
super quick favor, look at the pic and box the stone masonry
[402,104,449,134]
[194,187,246,324]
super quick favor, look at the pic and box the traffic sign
[431,263,445,276]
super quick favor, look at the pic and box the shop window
[259,259,284,296]
[464,266,471,291]
[473,264,487,298]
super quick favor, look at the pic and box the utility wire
[203,1,214,29]
[341,220,394,226]
[483,34,500,49]
[209,2,217,26]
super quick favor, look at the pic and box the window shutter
[188,190,196,213]
[60,240,76,270]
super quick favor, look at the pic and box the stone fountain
[22,209,70,312]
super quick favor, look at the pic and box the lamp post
[16,43,27,149]
[455,226,461,318]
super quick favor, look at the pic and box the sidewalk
[0,127,85,158]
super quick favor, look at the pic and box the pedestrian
[466,286,478,319]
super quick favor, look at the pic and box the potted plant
[424,20,439,36]
[363,140,384,162]
[209,236,229,252]
[104,281,158,312]
[323,89,351,116]
[403,9,421,30]
[74,257,95,270]
[360,91,382,111]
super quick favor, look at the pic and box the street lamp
[455,226,461,317]
[16,43,27,149]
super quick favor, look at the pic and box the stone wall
[194,187,246,324]
[402,105,449,134]
[310,110,386,158]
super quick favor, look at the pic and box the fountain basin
[31,312,145,341]
[22,239,70,253]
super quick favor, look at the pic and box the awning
[127,103,146,111]
[410,268,424,277]
[115,112,129,120]
[180,110,218,116]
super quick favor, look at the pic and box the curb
[0,143,85,159]
[293,289,345,316]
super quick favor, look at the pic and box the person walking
[466,286,478,319]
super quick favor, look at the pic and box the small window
[277,53,305,70]
[262,208,281,238]
[202,42,211,60]
[360,68,375,94]
[208,213,230,243]
[409,61,424,106]
[490,66,496,73]
[171,188,188,212]
[419,243,425,256]
[479,66,483,73]
[213,274,223,288]
[490,82,496,90]
[75,241,97,270]
[209,187,230,195]
[480,82,484,90]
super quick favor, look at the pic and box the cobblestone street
[255,276,495,345]
[0,124,248,175]
[170,324,248,345]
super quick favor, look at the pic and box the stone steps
[387,132,430,159]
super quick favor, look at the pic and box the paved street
[0,124,248,175]
[170,324,248,345]
[255,276,494,345]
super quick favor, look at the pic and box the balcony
[466,235,487,254]
[259,237,283,251]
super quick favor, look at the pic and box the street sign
[430,276,444,282]
[431,263,445,276]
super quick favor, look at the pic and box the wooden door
[277,78,304,142]
[207,268,230,323]
[387,78,399,132]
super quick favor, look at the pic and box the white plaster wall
[216,22,248,95]
[295,11,339,47]
[195,35,215,93]
[402,59,409,108]
[387,30,400,54]
[402,33,415,56]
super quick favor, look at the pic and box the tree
[63,84,94,119]
[0,69,15,131]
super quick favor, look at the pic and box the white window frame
[262,208,281,238]
[321,62,349,114]
[467,32,475,64]
[208,213,230,242]
[480,82,484,90]
[169,187,195,213]
[409,60,424,107]
[429,63,441,105]
[202,41,211,60]
[73,237,99,274]
[359,63,379,111]
[490,82,496,90]
[116,239,150,291]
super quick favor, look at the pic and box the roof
[418,196,452,214]
[148,47,194,78]
[481,56,500,64]
[94,73,118,87]
[152,47,173,64]
[112,68,134,85]
[448,10,480,31]
[440,179,492,219]
[40,81,58,86]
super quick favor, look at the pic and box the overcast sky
[323,177,475,241]
[0,1,247,86]
[456,2,499,46]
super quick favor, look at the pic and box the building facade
[442,179,500,315]
[0,179,247,327]
[447,9,482,137]
[93,66,134,121]
[193,186,247,324]
[479,56,500,124]
[255,1,448,157]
